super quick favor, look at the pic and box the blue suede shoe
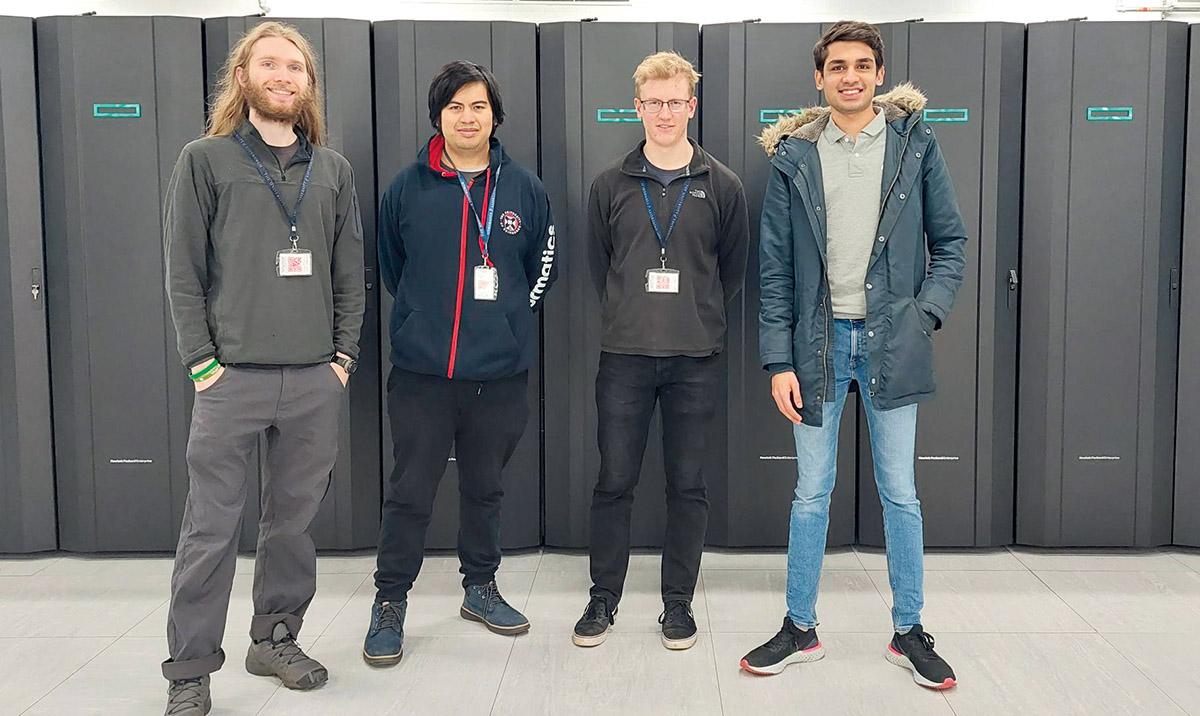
[362,600,406,667]
[460,581,530,635]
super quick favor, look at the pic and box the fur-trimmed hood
[758,82,928,157]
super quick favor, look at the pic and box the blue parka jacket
[757,83,967,426]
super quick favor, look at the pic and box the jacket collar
[619,138,711,180]
[234,119,313,165]
[423,133,508,179]
[758,82,928,159]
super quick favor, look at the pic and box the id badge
[474,265,499,301]
[645,268,680,294]
[277,249,313,277]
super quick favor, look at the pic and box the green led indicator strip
[1087,106,1133,122]
[924,108,969,123]
[759,108,801,124]
[596,108,639,123]
[93,103,141,119]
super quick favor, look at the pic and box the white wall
[0,0,1171,23]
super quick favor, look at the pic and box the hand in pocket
[194,365,226,393]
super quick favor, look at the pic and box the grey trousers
[161,364,343,680]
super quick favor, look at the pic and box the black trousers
[374,368,529,602]
[589,352,720,606]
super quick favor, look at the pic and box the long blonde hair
[206,21,326,146]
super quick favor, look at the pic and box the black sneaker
[886,625,957,690]
[739,618,825,675]
[658,600,698,650]
[572,596,616,647]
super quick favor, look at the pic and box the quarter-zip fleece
[164,120,366,368]
[587,139,749,357]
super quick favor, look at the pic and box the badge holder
[277,227,313,277]
[645,250,680,294]
[474,263,499,301]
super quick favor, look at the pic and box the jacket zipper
[446,180,472,379]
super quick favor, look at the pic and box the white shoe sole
[572,625,612,647]
[885,645,957,690]
[459,606,531,635]
[661,632,698,650]
[739,642,825,675]
[361,648,403,668]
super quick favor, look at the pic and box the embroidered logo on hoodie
[500,210,522,235]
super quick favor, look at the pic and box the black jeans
[374,368,529,602]
[589,352,720,606]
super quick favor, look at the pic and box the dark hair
[813,21,885,73]
[428,61,505,134]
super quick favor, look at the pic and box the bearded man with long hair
[159,22,364,715]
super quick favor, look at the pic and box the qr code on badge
[288,256,304,273]
[652,274,671,290]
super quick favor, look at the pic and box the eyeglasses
[637,98,692,114]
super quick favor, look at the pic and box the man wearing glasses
[572,51,749,651]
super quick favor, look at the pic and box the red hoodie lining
[432,134,493,379]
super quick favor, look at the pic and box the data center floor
[1,546,1199,715]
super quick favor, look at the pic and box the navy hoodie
[378,134,557,381]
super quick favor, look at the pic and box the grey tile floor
[2,547,1199,715]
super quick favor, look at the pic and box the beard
[243,81,315,125]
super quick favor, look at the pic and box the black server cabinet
[855,23,1024,547]
[373,21,541,549]
[204,16,381,551]
[540,22,701,548]
[39,16,204,551]
[0,16,56,553]
[699,22,857,548]
[1018,21,1184,547]
[1175,24,1200,547]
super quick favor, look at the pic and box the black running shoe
[885,625,957,690]
[739,618,825,675]
[572,596,616,647]
[658,600,698,650]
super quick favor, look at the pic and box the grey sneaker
[165,676,211,715]
[460,581,531,635]
[245,621,328,690]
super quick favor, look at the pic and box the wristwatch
[334,356,358,375]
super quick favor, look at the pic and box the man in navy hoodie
[363,61,557,667]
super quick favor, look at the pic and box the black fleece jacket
[588,139,749,357]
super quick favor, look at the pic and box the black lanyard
[640,177,692,268]
[233,132,314,248]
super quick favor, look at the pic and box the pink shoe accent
[739,658,774,676]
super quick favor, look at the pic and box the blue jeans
[786,319,924,632]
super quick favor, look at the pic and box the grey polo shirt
[818,108,887,320]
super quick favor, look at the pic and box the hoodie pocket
[392,310,453,373]
[455,312,521,378]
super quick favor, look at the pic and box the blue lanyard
[233,132,314,248]
[640,177,692,267]
[454,164,502,263]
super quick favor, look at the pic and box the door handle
[1169,267,1179,310]
[31,268,41,301]
[1006,269,1018,309]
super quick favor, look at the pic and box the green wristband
[189,359,219,381]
